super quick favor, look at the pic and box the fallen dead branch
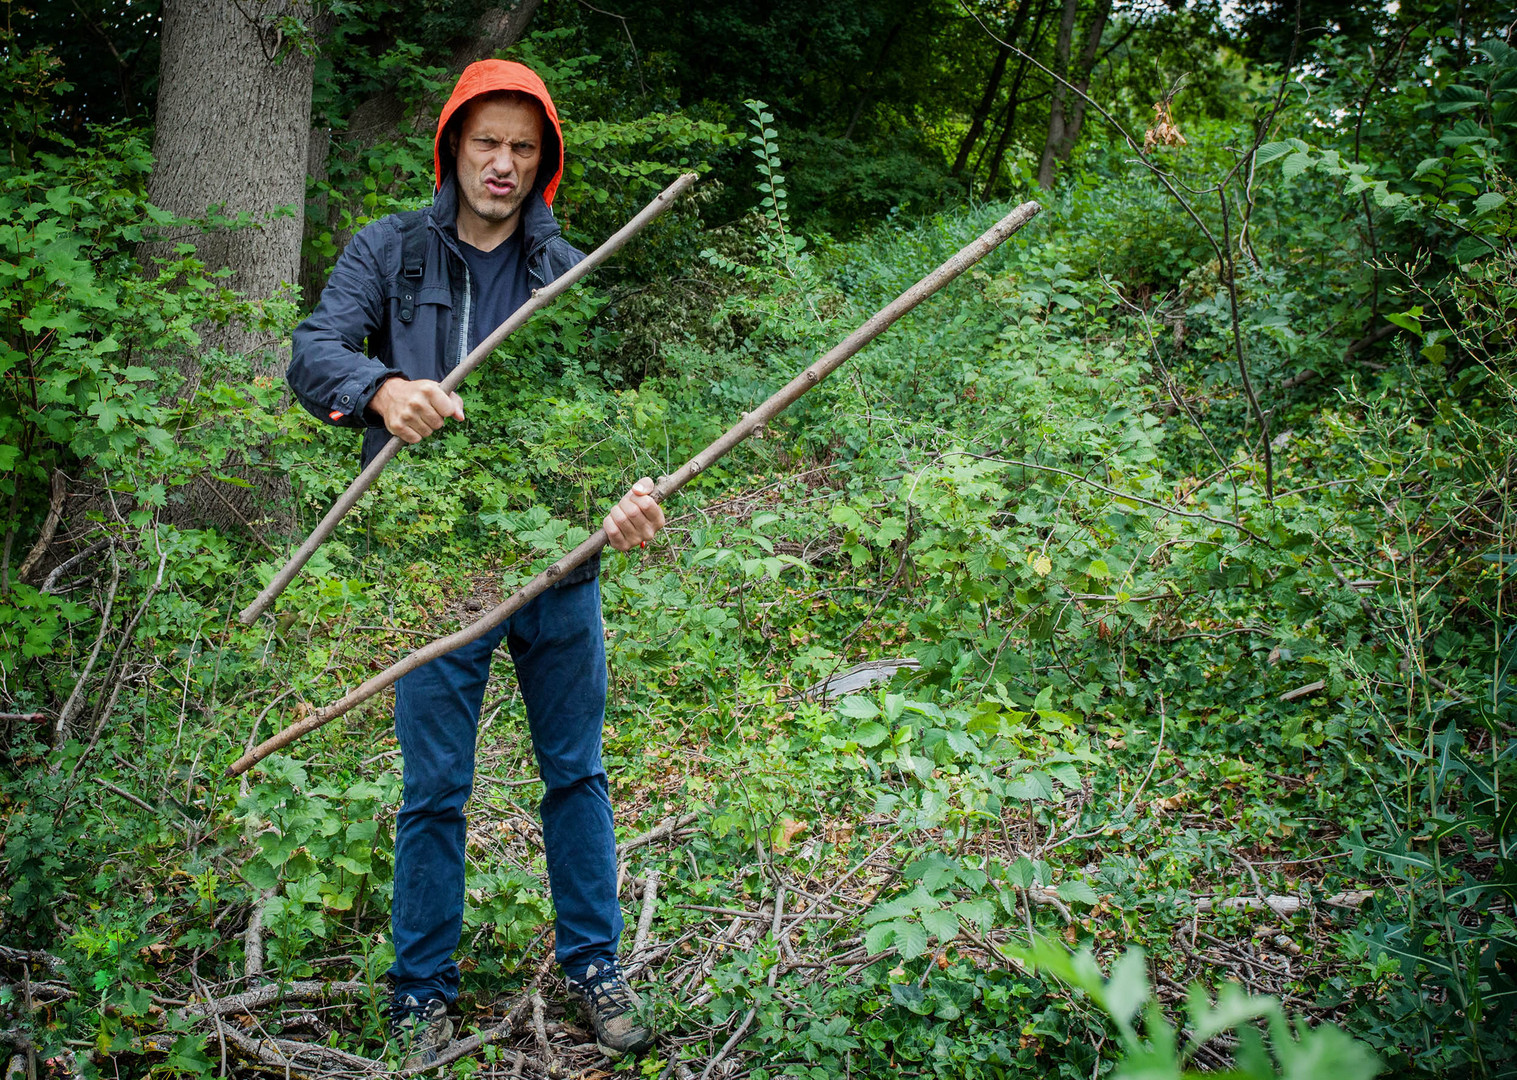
[178,979,373,1020]
[628,869,660,974]
[1192,890,1373,915]
[620,812,699,856]
[15,469,65,584]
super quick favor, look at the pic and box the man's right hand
[369,377,465,444]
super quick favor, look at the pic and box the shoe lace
[577,962,634,1019]
[387,996,436,1033]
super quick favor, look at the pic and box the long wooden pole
[227,199,1041,778]
[237,172,700,626]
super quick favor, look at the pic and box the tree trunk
[146,0,316,373]
[1036,0,1080,190]
[951,45,1009,177]
[952,0,1038,178]
[982,0,1052,197]
[143,0,318,533]
[338,1,543,154]
[1036,0,1112,189]
[1053,0,1113,165]
[843,21,903,141]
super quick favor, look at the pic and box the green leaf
[863,921,897,954]
[1056,879,1099,905]
[1102,947,1151,1025]
[1281,152,1312,179]
[1253,140,1295,165]
[1473,191,1506,214]
[836,696,879,720]
[1185,982,1277,1045]
[853,721,889,748]
[893,920,929,959]
[1007,857,1036,888]
[922,907,960,941]
[241,859,278,890]
[1047,761,1081,789]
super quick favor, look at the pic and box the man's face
[449,97,544,237]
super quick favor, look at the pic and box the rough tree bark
[1036,0,1112,190]
[337,1,543,154]
[145,0,317,375]
[141,0,318,533]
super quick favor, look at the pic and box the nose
[490,146,518,178]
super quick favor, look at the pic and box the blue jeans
[387,576,622,1002]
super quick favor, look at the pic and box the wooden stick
[15,469,65,584]
[226,199,1042,777]
[237,172,700,626]
[619,812,699,855]
[628,869,660,971]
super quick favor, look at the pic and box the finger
[633,476,656,497]
[617,496,648,529]
[602,512,628,551]
[407,400,448,433]
[420,386,458,423]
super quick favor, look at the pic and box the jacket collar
[428,173,562,260]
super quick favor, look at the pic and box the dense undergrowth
[3,23,1516,1080]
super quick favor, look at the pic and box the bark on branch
[227,200,1043,776]
[239,172,700,625]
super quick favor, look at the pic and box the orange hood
[434,60,565,207]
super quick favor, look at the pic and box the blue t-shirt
[458,229,532,352]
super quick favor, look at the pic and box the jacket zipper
[456,261,472,371]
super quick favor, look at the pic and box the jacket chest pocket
[377,279,457,383]
[384,278,452,324]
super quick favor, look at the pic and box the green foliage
[6,9,1517,1079]
[1017,939,1383,1079]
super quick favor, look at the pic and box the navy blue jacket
[289,176,598,582]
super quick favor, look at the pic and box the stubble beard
[461,176,529,231]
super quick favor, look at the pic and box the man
[288,60,663,1065]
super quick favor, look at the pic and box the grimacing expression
[450,97,544,232]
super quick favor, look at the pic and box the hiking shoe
[565,960,654,1058]
[388,994,454,1070]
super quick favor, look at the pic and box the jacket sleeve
[288,222,400,429]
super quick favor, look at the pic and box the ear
[448,124,460,158]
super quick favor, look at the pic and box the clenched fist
[603,477,665,552]
[370,377,465,444]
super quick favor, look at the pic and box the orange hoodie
[433,60,565,207]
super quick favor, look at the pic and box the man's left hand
[603,477,665,552]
